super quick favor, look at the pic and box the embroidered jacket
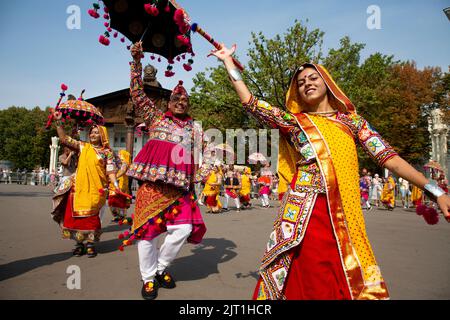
[127,61,201,190]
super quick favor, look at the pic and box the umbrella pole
[139,22,151,43]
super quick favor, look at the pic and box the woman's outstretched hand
[437,194,450,223]
[208,44,237,62]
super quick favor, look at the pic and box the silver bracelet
[114,181,119,189]
[228,68,243,82]
[424,181,445,199]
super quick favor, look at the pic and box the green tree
[189,20,443,170]
[0,106,55,169]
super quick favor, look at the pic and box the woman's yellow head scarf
[89,125,110,149]
[278,63,356,194]
[119,149,132,165]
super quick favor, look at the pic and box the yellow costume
[411,184,423,206]
[108,149,132,220]
[202,168,222,213]
[381,176,396,209]
[246,63,398,300]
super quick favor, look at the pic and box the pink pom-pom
[150,55,155,60]
[113,32,118,38]
[416,204,439,225]
[104,7,109,13]
[158,57,161,62]
[103,14,109,20]
[423,206,439,225]
[104,22,109,27]
[165,4,170,12]
[183,63,192,71]
[174,9,185,24]
[416,204,427,216]
[144,3,151,13]
[99,35,110,46]
[123,231,130,237]
[176,35,190,47]
[178,24,190,35]
[107,27,112,32]
[120,37,125,43]
[144,4,159,16]
[61,83,68,91]
[165,70,175,77]
[88,9,100,19]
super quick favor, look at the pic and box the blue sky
[0,0,449,110]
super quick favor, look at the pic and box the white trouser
[223,192,240,209]
[260,194,269,206]
[137,224,193,283]
[98,206,107,223]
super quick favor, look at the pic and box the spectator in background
[371,174,383,207]
[16,169,22,184]
[398,177,411,208]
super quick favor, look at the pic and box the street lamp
[444,7,450,21]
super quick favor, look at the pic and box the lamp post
[444,7,450,21]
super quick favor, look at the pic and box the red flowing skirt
[240,195,251,204]
[63,190,101,231]
[253,195,351,300]
[205,195,218,207]
[108,194,130,209]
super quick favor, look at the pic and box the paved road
[0,184,449,300]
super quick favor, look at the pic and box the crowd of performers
[48,40,449,301]
[359,167,449,211]
[198,163,280,214]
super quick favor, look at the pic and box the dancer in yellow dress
[209,43,450,300]
[381,174,396,210]
[203,165,223,213]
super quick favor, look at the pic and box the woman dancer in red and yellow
[381,174,396,210]
[52,112,118,257]
[203,165,223,213]
[209,44,450,300]
[239,167,252,209]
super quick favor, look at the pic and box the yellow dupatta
[73,125,110,217]
[240,167,252,196]
[382,176,396,207]
[203,170,219,196]
[118,149,131,193]
[278,63,389,299]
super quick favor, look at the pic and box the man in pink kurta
[126,42,206,300]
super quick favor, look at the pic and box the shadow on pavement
[101,223,130,233]
[235,270,259,281]
[0,239,123,282]
[0,192,53,197]
[168,237,237,282]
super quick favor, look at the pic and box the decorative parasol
[45,85,104,129]
[56,92,104,127]
[248,152,267,164]
[90,0,194,77]
[214,143,235,162]
[424,160,443,172]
